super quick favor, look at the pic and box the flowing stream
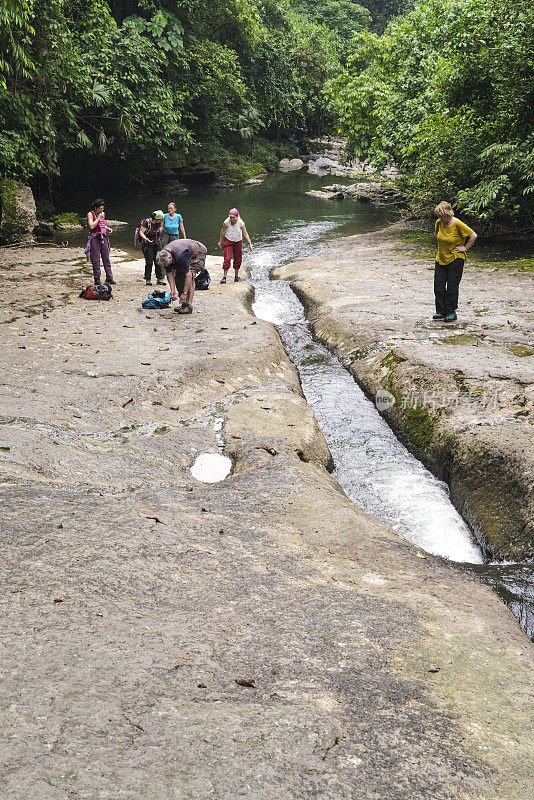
[60,169,532,637]
[246,220,533,639]
[249,226,483,563]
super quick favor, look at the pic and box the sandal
[234,276,240,282]
[220,276,227,284]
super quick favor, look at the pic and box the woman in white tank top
[217,207,253,283]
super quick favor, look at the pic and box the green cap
[152,210,164,220]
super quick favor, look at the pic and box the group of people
[86,195,477,321]
[85,199,253,315]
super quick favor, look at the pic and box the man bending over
[156,238,207,315]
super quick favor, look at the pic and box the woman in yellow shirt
[433,201,477,321]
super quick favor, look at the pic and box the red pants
[223,238,242,271]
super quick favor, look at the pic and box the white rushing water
[248,224,484,564]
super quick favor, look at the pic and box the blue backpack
[142,291,171,309]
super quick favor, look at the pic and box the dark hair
[92,198,105,210]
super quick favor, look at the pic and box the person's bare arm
[455,231,477,253]
[217,223,228,247]
[139,223,150,243]
[241,224,253,251]
[88,212,102,231]
[180,220,186,238]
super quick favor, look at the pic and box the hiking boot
[444,312,457,322]
[156,280,166,285]
[146,280,152,286]
[105,278,116,285]
[234,276,240,282]
[432,313,444,320]
[177,303,193,314]
[220,276,227,284]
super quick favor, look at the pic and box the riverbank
[275,222,534,561]
[0,243,533,798]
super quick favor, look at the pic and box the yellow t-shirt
[435,218,474,265]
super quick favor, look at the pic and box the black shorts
[166,249,190,275]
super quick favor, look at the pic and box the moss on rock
[442,334,482,345]
[380,351,406,369]
[506,344,534,357]
[404,406,436,448]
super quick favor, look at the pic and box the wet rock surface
[0,244,533,798]
[276,223,534,560]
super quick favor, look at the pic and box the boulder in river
[322,184,347,193]
[279,158,304,172]
[307,157,339,175]
[244,174,268,185]
[0,180,37,244]
[306,189,344,200]
[105,219,129,228]
[54,213,83,231]
[343,181,403,204]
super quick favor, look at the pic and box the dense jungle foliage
[0,0,380,191]
[330,0,534,230]
[2,0,530,227]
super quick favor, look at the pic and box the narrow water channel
[246,217,533,639]
[60,169,532,636]
[249,228,482,565]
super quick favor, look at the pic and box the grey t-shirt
[163,238,207,273]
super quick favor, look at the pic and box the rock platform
[0,243,532,799]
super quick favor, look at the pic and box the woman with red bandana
[217,207,253,283]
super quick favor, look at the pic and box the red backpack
[79,284,112,300]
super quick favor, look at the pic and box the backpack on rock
[142,290,171,309]
[79,284,112,300]
[194,268,211,290]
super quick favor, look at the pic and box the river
[58,169,533,638]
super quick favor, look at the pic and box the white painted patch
[191,452,232,483]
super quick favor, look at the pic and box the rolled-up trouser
[90,234,113,283]
[223,238,242,271]
[143,242,165,281]
[434,258,464,316]
[161,232,179,248]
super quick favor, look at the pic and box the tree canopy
[1,0,530,228]
[0,0,371,188]
[329,0,534,229]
